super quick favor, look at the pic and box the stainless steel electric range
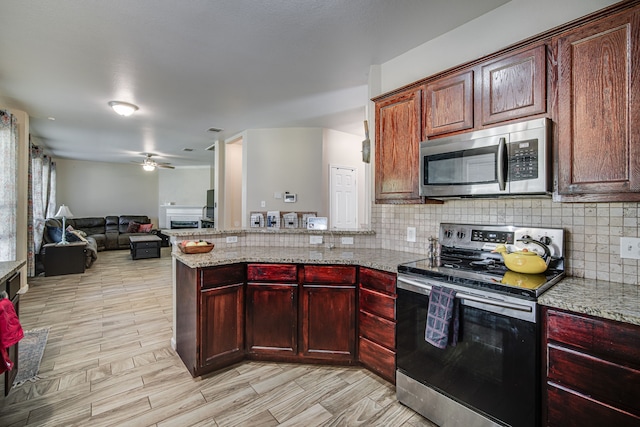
[396,223,565,427]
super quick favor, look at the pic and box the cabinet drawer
[547,384,640,427]
[201,264,246,288]
[133,248,160,259]
[359,310,395,350]
[547,344,640,414]
[359,268,396,295]
[247,264,298,282]
[546,309,640,363]
[359,336,396,383]
[134,240,159,249]
[359,287,395,321]
[303,265,356,284]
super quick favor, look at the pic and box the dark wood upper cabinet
[480,45,547,125]
[556,7,640,201]
[374,89,423,204]
[424,70,474,137]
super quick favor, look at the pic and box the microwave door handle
[497,137,507,191]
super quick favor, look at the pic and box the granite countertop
[173,246,423,274]
[539,276,640,326]
[162,228,375,237]
[0,260,26,284]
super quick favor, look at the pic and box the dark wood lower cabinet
[176,262,395,381]
[199,283,244,368]
[176,262,245,377]
[245,283,298,357]
[543,307,640,426]
[300,265,357,363]
[357,267,397,383]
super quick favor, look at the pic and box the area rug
[13,327,50,387]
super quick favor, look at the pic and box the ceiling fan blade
[158,164,175,169]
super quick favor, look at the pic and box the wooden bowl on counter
[178,240,214,254]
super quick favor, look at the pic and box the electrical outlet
[260,200,266,207]
[310,236,323,244]
[341,237,354,245]
[407,227,416,243]
[620,237,640,259]
[226,236,238,243]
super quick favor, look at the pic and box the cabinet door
[424,70,474,137]
[199,283,244,369]
[374,89,423,204]
[300,285,356,362]
[481,45,546,125]
[246,283,298,356]
[556,9,640,200]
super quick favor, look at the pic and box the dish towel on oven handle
[425,285,459,349]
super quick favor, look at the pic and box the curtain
[0,111,18,262]
[28,143,56,276]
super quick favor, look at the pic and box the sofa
[41,215,157,270]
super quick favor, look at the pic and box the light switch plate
[310,236,323,244]
[407,227,416,243]
[620,237,640,259]
[341,237,354,245]
[226,236,238,243]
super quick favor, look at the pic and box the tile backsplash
[371,199,640,285]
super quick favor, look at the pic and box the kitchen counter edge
[539,276,640,326]
[0,260,26,285]
[172,247,422,274]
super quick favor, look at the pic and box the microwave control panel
[508,139,538,181]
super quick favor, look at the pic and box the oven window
[396,288,539,427]
[425,146,497,185]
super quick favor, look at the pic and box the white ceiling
[0,0,507,167]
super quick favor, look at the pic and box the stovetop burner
[398,223,566,300]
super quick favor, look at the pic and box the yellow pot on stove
[492,244,550,274]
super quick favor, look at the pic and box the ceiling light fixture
[108,101,139,117]
[142,157,157,171]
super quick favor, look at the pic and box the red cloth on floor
[0,298,23,374]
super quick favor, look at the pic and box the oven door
[397,277,539,427]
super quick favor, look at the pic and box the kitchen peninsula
[164,226,422,382]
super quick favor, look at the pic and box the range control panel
[439,223,564,258]
[471,229,514,244]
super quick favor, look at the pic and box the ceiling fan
[132,153,175,171]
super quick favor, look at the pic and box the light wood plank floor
[0,248,435,426]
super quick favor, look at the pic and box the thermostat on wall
[284,193,297,203]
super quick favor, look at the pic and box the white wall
[158,166,211,207]
[56,158,159,223]
[244,128,324,216]
[376,0,620,95]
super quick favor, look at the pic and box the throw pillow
[126,221,140,233]
[138,223,153,233]
[48,227,63,243]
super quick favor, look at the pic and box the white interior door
[330,165,357,229]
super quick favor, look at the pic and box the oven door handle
[397,276,533,313]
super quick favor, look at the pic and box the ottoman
[129,235,162,260]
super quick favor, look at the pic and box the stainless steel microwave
[419,118,551,198]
